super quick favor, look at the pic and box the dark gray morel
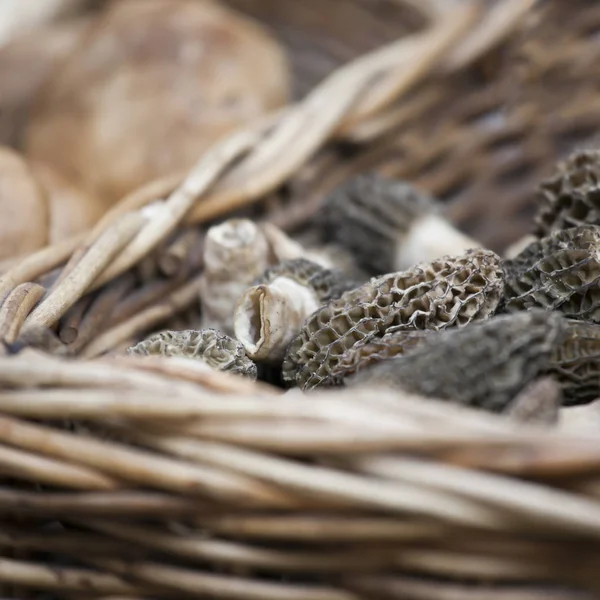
[317,173,479,275]
[282,248,504,390]
[502,225,600,322]
[127,329,257,380]
[346,311,567,414]
[549,319,600,406]
[234,258,358,364]
[534,149,600,237]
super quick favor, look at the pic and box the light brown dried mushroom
[25,0,290,207]
[127,328,257,380]
[548,319,600,407]
[0,146,49,260]
[534,149,600,237]
[0,16,91,146]
[29,160,106,243]
[199,219,270,336]
[317,174,479,275]
[502,225,600,321]
[282,248,504,390]
[234,259,357,363]
[0,0,86,46]
[322,328,431,386]
[346,311,566,414]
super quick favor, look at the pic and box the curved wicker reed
[2,1,600,598]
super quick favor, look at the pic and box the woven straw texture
[2,1,600,598]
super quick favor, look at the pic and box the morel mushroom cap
[127,328,257,380]
[502,225,600,322]
[534,149,600,237]
[346,310,567,414]
[318,173,479,275]
[0,15,91,146]
[321,328,431,386]
[25,0,290,206]
[549,319,600,406]
[234,258,357,363]
[282,248,504,390]
[199,219,270,336]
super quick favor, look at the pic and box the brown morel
[127,328,257,380]
[282,248,504,390]
[534,148,600,237]
[345,310,567,414]
[320,328,431,385]
[548,319,600,406]
[502,225,600,322]
[234,258,357,364]
[317,173,480,275]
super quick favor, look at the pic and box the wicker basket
[2,1,600,598]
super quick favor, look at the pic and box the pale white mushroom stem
[259,222,335,269]
[234,276,320,363]
[199,219,270,335]
[504,233,536,259]
[396,213,481,270]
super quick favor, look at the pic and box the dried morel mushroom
[321,328,431,386]
[346,311,567,414]
[234,258,357,364]
[127,329,257,380]
[25,0,290,206]
[317,173,479,275]
[548,319,600,406]
[282,248,504,390]
[502,225,600,322]
[534,149,600,237]
[199,219,270,336]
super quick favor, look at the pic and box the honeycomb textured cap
[549,319,600,406]
[325,329,431,385]
[534,149,600,237]
[346,310,567,414]
[252,258,360,303]
[282,248,504,390]
[127,329,257,380]
[502,225,600,321]
[317,173,436,275]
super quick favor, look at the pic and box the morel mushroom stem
[235,278,320,364]
[199,219,270,336]
[318,173,480,275]
[398,212,480,272]
[234,258,357,364]
[259,222,335,269]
